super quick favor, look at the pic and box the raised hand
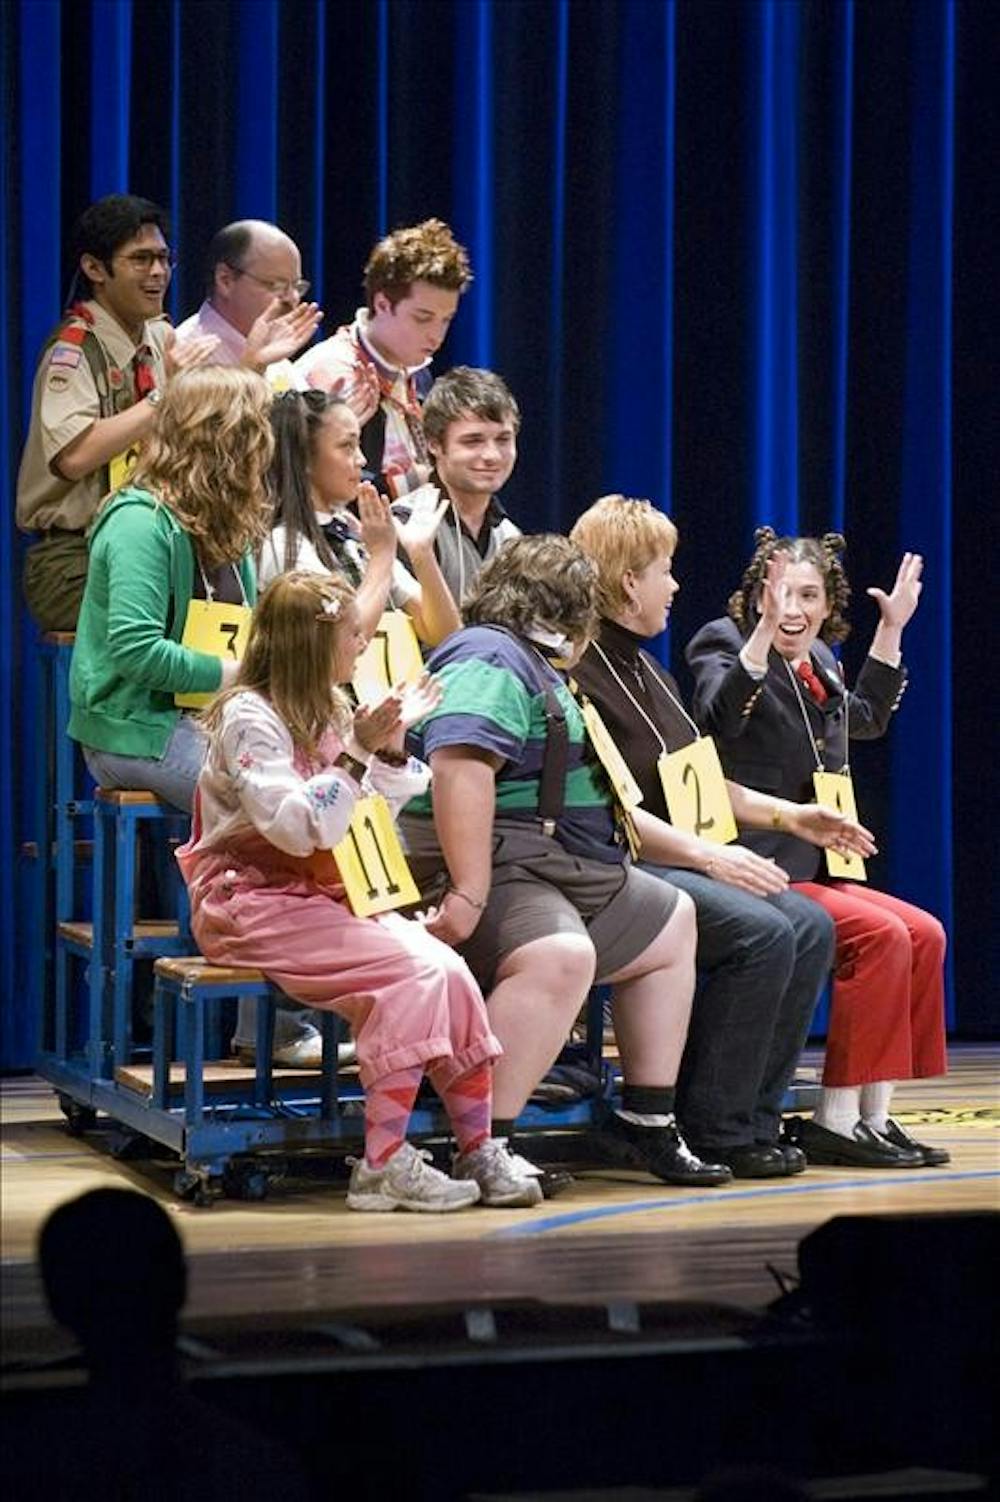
[244,297,323,368]
[702,843,789,896]
[396,671,442,731]
[163,326,220,378]
[393,483,449,558]
[789,803,878,859]
[867,552,923,630]
[333,361,381,424]
[356,481,397,557]
[758,550,790,632]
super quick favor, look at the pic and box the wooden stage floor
[2,1045,997,1364]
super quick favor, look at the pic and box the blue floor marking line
[486,1168,1000,1239]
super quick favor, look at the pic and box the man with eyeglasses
[16,194,217,631]
[174,220,323,384]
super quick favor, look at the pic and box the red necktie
[796,659,828,705]
[133,347,156,398]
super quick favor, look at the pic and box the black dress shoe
[790,1116,923,1168]
[881,1116,951,1166]
[762,1138,808,1175]
[598,1113,733,1186]
[688,1142,788,1179]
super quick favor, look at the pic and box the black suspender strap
[536,686,568,835]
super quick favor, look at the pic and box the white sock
[860,1081,895,1135]
[813,1086,861,1138]
[616,1109,674,1128]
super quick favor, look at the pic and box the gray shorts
[400,815,677,990]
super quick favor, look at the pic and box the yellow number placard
[658,736,738,845]
[580,700,643,811]
[352,611,424,700]
[813,770,867,881]
[333,794,421,916]
[109,444,140,491]
[175,598,253,708]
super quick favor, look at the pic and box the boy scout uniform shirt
[15,300,169,534]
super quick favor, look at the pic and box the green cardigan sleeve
[98,504,223,696]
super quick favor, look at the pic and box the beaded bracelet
[447,887,487,912]
[374,747,409,767]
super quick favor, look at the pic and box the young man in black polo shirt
[396,365,522,609]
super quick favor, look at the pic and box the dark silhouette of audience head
[695,1466,810,1501]
[38,1187,185,1379]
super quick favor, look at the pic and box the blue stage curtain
[1,0,994,1063]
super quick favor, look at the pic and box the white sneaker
[452,1138,544,1208]
[235,1035,357,1069]
[347,1142,481,1213]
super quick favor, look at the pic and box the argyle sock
[429,1059,492,1155]
[813,1085,861,1138]
[364,1064,424,1168]
[860,1081,895,1136]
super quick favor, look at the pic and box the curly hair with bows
[463,534,599,646]
[202,571,356,757]
[727,527,852,643]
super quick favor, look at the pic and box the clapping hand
[867,552,923,630]
[393,483,450,559]
[244,297,323,368]
[163,326,220,377]
[758,550,790,632]
[333,361,381,424]
[356,482,397,557]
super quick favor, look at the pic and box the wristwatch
[335,751,368,784]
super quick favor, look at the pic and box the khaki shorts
[23,530,88,632]
[400,815,678,991]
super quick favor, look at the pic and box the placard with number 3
[175,599,253,708]
[813,770,867,881]
[333,794,421,916]
[658,736,738,845]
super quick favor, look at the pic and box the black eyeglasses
[115,249,177,272]
[226,263,310,299]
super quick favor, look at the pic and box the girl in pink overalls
[177,570,542,1212]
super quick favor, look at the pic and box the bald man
[175,219,323,377]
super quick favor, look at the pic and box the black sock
[492,1118,517,1141]
[621,1085,675,1118]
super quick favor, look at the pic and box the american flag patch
[50,344,82,370]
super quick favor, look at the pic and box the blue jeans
[83,716,319,1051]
[641,864,835,1148]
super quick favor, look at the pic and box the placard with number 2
[658,736,738,845]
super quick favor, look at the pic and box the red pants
[791,882,947,1086]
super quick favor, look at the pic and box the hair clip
[314,596,341,621]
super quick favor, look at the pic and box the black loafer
[687,1142,788,1179]
[763,1138,808,1175]
[790,1116,923,1168]
[599,1113,733,1186]
[881,1116,951,1166]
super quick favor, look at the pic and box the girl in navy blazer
[687,530,949,1170]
